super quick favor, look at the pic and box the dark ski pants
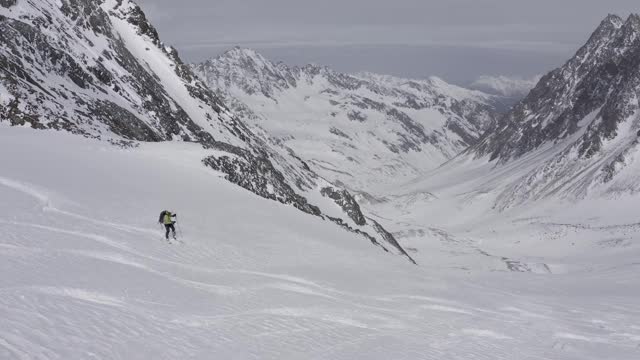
[165,224,176,239]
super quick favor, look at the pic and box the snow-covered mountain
[465,14,640,207]
[470,75,541,98]
[343,14,640,263]
[353,14,640,284]
[0,0,413,261]
[192,48,502,193]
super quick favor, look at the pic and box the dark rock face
[0,0,16,8]
[318,187,416,263]
[329,127,351,140]
[320,187,366,226]
[369,219,416,264]
[387,108,428,146]
[474,14,640,163]
[203,153,322,217]
[120,0,161,45]
[347,110,367,122]
[89,101,162,141]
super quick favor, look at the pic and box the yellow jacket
[163,212,175,225]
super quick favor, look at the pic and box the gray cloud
[136,0,639,84]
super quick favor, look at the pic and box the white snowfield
[1,127,639,359]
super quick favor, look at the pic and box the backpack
[158,210,168,224]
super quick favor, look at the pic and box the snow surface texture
[2,127,639,360]
[192,48,502,194]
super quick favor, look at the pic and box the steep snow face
[2,127,639,360]
[465,14,640,206]
[0,0,413,261]
[192,48,501,193]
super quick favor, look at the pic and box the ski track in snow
[1,131,639,359]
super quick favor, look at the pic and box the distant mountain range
[190,13,640,207]
[192,48,506,193]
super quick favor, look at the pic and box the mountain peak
[624,13,640,31]
[194,47,297,97]
[585,14,624,46]
[220,47,264,61]
[213,47,274,70]
[107,0,162,45]
[601,14,624,28]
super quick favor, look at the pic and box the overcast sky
[136,0,639,84]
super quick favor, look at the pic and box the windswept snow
[1,127,639,359]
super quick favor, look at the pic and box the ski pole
[176,222,183,238]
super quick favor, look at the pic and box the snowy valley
[192,48,504,193]
[1,0,640,359]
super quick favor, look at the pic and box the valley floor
[1,127,639,359]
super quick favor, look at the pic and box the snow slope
[367,144,640,273]
[2,126,639,360]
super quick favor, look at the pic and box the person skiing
[159,210,177,240]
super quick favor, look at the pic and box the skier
[159,210,177,240]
